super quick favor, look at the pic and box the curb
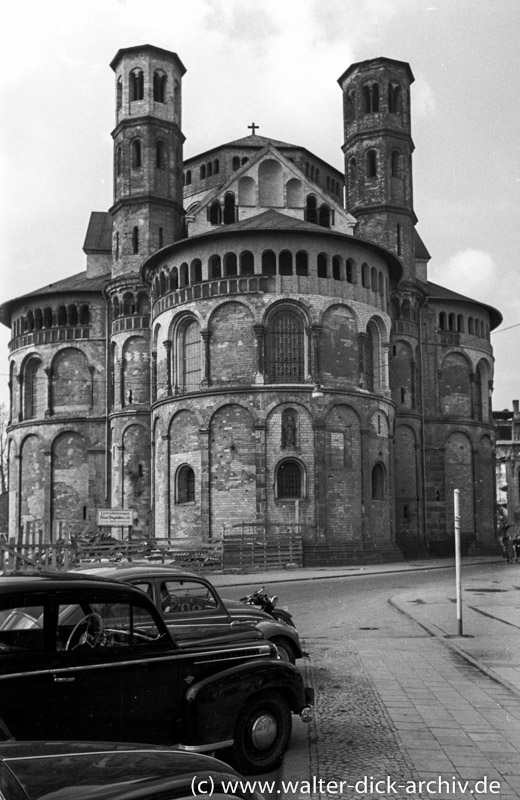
[389,595,520,701]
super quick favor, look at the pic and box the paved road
[223,563,520,799]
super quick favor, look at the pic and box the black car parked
[0,572,313,774]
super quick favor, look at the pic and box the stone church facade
[0,45,501,563]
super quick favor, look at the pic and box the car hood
[223,598,274,621]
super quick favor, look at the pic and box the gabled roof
[0,270,110,327]
[83,212,112,253]
[425,281,502,330]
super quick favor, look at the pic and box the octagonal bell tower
[338,58,416,280]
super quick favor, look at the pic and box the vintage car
[0,741,265,799]
[78,565,303,664]
[0,572,313,774]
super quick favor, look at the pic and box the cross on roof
[248,122,259,136]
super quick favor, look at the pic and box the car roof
[77,565,204,582]
[0,571,150,596]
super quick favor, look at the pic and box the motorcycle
[240,587,296,628]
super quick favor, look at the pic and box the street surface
[222,563,520,799]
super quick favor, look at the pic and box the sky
[1,0,519,411]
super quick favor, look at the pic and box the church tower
[106,45,186,537]
[338,57,416,279]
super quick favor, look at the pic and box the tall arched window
[176,465,195,503]
[268,309,305,383]
[130,69,144,101]
[156,141,166,169]
[262,250,277,276]
[179,319,201,392]
[295,251,308,276]
[240,251,255,275]
[132,139,142,169]
[318,205,331,228]
[153,71,167,102]
[132,227,139,254]
[209,201,221,225]
[276,459,304,499]
[24,358,44,420]
[372,463,386,499]
[223,192,236,224]
[363,82,379,113]
[306,195,318,224]
[388,82,401,113]
[366,149,377,178]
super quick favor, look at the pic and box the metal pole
[454,489,463,636]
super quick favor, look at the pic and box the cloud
[430,249,498,301]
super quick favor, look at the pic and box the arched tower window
[24,358,44,420]
[295,251,308,276]
[209,201,221,226]
[232,156,241,170]
[388,82,401,113]
[262,250,276,276]
[156,141,166,169]
[153,71,167,103]
[132,139,142,169]
[130,69,144,101]
[132,227,139,254]
[176,465,195,503]
[306,195,318,224]
[391,150,402,178]
[117,76,123,109]
[200,164,206,180]
[363,82,379,113]
[276,459,304,499]
[240,251,255,275]
[366,149,377,178]
[223,192,236,225]
[318,205,331,228]
[267,309,305,383]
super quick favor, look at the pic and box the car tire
[271,636,295,664]
[226,690,292,774]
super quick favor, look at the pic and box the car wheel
[227,691,292,774]
[271,636,295,664]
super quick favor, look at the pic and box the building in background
[494,401,520,536]
[0,45,501,564]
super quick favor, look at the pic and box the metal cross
[248,122,259,135]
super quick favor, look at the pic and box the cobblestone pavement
[298,632,520,800]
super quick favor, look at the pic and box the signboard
[97,509,134,527]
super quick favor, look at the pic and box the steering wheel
[162,594,179,612]
[65,613,104,651]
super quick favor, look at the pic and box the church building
[0,45,501,564]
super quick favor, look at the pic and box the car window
[132,581,154,601]
[56,600,162,651]
[0,603,45,653]
[160,579,218,614]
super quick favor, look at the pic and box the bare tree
[0,404,7,495]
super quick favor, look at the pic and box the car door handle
[53,675,75,683]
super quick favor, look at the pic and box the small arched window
[388,82,401,113]
[223,192,236,225]
[276,459,304,499]
[116,146,122,176]
[132,139,142,169]
[262,250,277,276]
[179,319,201,392]
[132,227,139,255]
[185,170,192,185]
[317,253,328,278]
[224,252,238,276]
[214,159,220,174]
[177,465,195,504]
[363,82,379,113]
[295,251,308,276]
[209,201,222,226]
[153,71,167,103]
[279,251,293,276]
[117,76,123,109]
[209,255,222,279]
[130,69,144,101]
[306,195,318,225]
[372,463,386,500]
[366,149,377,178]
[346,259,355,284]
[156,141,166,169]
[391,150,402,178]
[332,256,341,281]
[318,205,331,228]
[240,251,255,276]
[232,156,240,170]
[200,164,206,180]
[207,161,213,177]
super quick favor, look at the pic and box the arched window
[79,305,90,325]
[366,149,377,178]
[268,309,305,383]
[130,69,144,101]
[224,252,238,276]
[262,250,276,276]
[132,139,142,169]
[362,263,370,288]
[207,161,213,177]
[223,192,236,225]
[214,159,220,174]
[362,320,382,392]
[209,255,222,279]
[132,227,139,254]
[209,201,221,225]
[179,319,201,392]
[232,156,241,170]
[176,465,195,503]
[190,259,202,283]
[388,82,401,113]
[332,256,341,280]
[346,259,355,283]
[169,268,179,292]
[295,251,308,276]
[179,263,189,287]
[372,463,386,500]
[371,267,378,292]
[117,76,123,109]
[185,170,192,185]
[363,82,379,113]
[439,312,447,331]
[457,314,465,333]
[279,250,293,276]
[317,253,328,278]
[116,146,122,176]
[276,459,304,499]
[68,305,78,326]
[240,251,255,275]
[200,164,206,180]
[24,358,44,420]
[306,195,318,224]
[156,141,166,169]
[318,205,331,228]
[58,306,67,326]
[153,71,167,103]
[43,307,53,328]
[391,150,402,178]
[123,292,136,315]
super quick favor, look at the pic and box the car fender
[183,659,306,745]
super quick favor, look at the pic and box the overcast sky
[1,0,519,411]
